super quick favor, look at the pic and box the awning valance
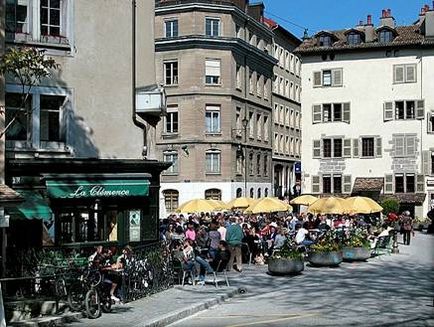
[45,175,150,199]
[8,190,53,221]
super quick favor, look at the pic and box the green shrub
[381,198,400,216]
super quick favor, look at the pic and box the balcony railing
[156,0,247,10]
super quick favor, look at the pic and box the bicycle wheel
[101,297,112,313]
[67,287,84,311]
[85,288,101,319]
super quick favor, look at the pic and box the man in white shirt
[218,220,226,241]
[295,223,314,246]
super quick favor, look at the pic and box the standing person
[185,223,196,241]
[400,211,414,245]
[218,220,227,241]
[208,222,221,259]
[226,217,244,272]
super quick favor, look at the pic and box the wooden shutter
[352,138,359,157]
[384,174,393,193]
[312,104,322,123]
[428,112,433,133]
[313,140,321,158]
[383,102,394,121]
[343,175,352,194]
[313,71,322,87]
[343,139,352,157]
[416,100,424,119]
[422,150,431,175]
[375,137,382,157]
[312,176,320,193]
[406,136,415,156]
[394,65,405,83]
[343,102,350,123]
[416,174,425,192]
[395,135,405,157]
[405,64,416,83]
[332,68,343,86]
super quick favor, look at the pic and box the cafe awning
[45,174,150,199]
[8,190,53,221]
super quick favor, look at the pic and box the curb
[142,287,239,327]
[8,311,83,327]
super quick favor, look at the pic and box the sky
[261,0,430,38]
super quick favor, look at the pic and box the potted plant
[413,217,431,231]
[268,238,304,275]
[342,228,371,261]
[307,230,343,267]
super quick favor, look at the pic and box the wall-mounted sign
[129,210,141,242]
[295,162,302,173]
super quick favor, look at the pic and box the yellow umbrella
[207,199,228,211]
[244,197,293,214]
[227,197,256,209]
[290,195,319,206]
[307,196,348,215]
[345,196,383,214]
[176,199,219,213]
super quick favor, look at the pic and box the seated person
[370,224,393,249]
[210,240,231,272]
[99,248,123,302]
[295,223,314,246]
[273,228,287,250]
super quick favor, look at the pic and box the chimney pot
[359,20,363,25]
[382,9,385,18]
[388,9,392,17]
[367,14,372,25]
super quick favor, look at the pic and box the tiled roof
[352,178,384,193]
[0,185,23,204]
[380,193,426,204]
[295,25,434,54]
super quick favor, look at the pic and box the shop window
[163,189,179,212]
[205,188,221,201]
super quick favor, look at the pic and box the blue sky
[261,0,429,38]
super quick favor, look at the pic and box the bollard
[392,230,399,254]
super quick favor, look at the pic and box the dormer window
[347,32,362,45]
[378,29,394,43]
[319,35,332,47]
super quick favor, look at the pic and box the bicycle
[84,268,112,319]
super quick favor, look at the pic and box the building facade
[296,8,434,217]
[155,0,277,216]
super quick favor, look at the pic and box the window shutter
[343,103,350,123]
[375,137,382,157]
[395,135,405,157]
[343,139,352,157]
[313,71,322,87]
[406,136,415,156]
[394,65,404,83]
[384,174,393,193]
[312,105,322,123]
[352,138,359,157]
[422,150,431,175]
[416,100,424,119]
[416,174,425,192]
[313,140,321,158]
[332,68,343,86]
[343,175,352,194]
[312,176,320,193]
[405,64,416,83]
[383,102,394,121]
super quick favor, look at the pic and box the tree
[381,198,400,217]
[0,47,59,138]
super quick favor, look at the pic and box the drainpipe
[132,0,147,159]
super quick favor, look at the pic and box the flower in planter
[343,227,370,249]
[271,237,304,261]
[310,229,342,253]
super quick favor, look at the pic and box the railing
[155,0,246,9]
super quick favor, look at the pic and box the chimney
[247,2,264,22]
[379,8,395,28]
[424,4,434,39]
[367,15,372,25]
[364,14,375,42]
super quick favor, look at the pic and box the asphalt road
[170,232,434,327]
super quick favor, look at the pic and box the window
[236,188,242,198]
[164,61,178,85]
[290,82,294,100]
[250,188,254,198]
[312,103,350,124]
[256,76,262,97]
[323,174,342,193]
[274,133,278,152]
[205,105,220,133]
[165,105,178,134]
[379,30,394,43]
[393,134,417,157]
[206,151,221,173]
[333,175,342,193]
[235,107,242,137]
[236,152,243,175]
[264,78,269,100]
[249,153,254,175]
[322,138,343,158]
[40,0,63,36]
[285,79,289,97]
[347,33,362,45]
[322,175,331,193]
[333,103,342,121]
[163,190,179,212]
[395,175,404,193]
[256,154,261,175]
[289,54,294,73]
[394,64,417,83]
[263,155,268,176]
[319,35,332,47]
[249,71,254,94]
[236,64,242,89]
[5,93,31,141]
[279,76,284,95]
[163,151,179,174]
[285,136,289,154]
[386,173,424,194]
[323,104,332,122]
[406,175,415,193]
[361,137,374,157]
[264,188,269,197]
[257,189,261,198]
[429,112,434,133]
[248,111,254,138]
[333,139,342,157]
[263,116,269,141]
[40,95,65,142]
[205,189,222,201]
[205,59,221,85]
[313,68,343,87]
[384,100,424,121]
[165,19,178,38]
[323,139,332,158]
[205,18,220,36]
[273,75,278,93]
[256,114,262,139]
[6,0,29,33]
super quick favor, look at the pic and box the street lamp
[242,117,249,197]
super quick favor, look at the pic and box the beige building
[155,0,278,215]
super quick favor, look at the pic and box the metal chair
[211,260,230,288]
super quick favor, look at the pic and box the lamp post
[242,117,249,197]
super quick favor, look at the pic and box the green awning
[8,190,53,221]
[46,178,150,199]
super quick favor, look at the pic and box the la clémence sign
[46,179,150,199]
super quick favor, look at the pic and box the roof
[263,17,302,45]
[352,178,384,193]
[295,25,434,54]
[0,184,23,204]
[380,193,427,204]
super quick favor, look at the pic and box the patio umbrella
[226,197,256,209]
[176,199,220,213]
[345,196,383,214]
[207,199,229,211]
[244,197,293,214]
[307,196,348,215]
[290,194,319,206]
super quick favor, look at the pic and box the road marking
[226,313,319,327]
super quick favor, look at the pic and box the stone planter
[342,247,371,261]
[268,258,304,275]
[307,251,343,267]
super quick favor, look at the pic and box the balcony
[155,0,248,10]
[135,85,166,118]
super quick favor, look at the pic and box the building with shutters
[295,7,434,217]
